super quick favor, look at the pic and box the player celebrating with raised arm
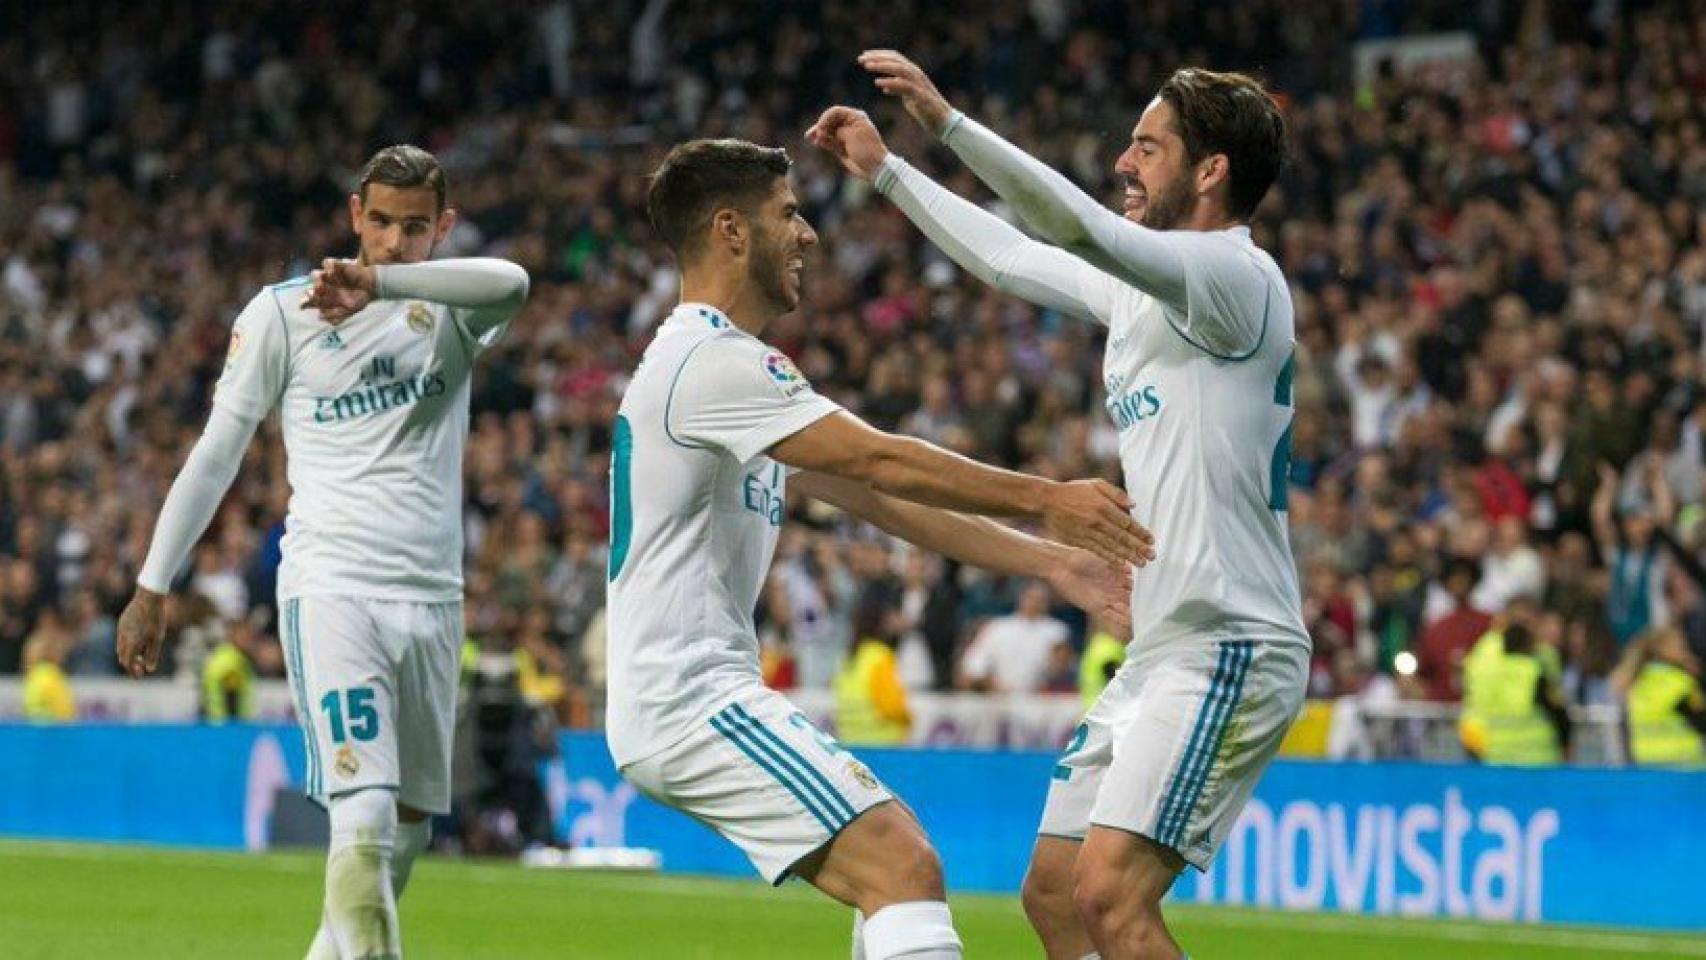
[808,54,1309,960]
[115,145,529,960]
[607,138,1155,960]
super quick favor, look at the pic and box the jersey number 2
[1268,354,1295,511]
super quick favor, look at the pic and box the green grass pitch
[3,840,1704,958]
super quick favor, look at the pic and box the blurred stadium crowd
[4,0,1706,729]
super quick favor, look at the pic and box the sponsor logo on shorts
[334,745,361,779]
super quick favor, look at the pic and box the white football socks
[320,789,401,960]
[861,901,962,959]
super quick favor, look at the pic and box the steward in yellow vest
[1624,627,1706,767]
[201,638,256,724]
[835,582,911,746]
[1079,629,1126,710]
[1459,623,1567,765]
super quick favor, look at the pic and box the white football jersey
[214,276,509,602]
[604,303,841,767]
[1078,226,1307,647]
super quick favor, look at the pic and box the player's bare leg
[1022,836,1097,959]
[1073,826,1186,960]
[793,801,961,959]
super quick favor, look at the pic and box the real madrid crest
[406,302,434,334]
[334,745,361,779]
[848,760,879,791]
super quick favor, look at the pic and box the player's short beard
[748,224,796,313]
[1142,174,1197,230]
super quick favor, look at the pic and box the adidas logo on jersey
[321,330,344,350]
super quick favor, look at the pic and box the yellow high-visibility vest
[835,640,909,746]
[1628,662,1706,768]
[1460,639,1560,765]
[1079,632,1126,710]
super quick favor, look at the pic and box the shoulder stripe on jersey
[1162,278,1270,363]
[662,333,740,451]
[1274,353,1295,405]
[607,416,634,582]
[269,275,311,291]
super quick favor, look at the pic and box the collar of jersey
[670,302,739,335]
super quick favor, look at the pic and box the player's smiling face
[349,184,455,265]
[1115,98,1196,230]
[747,178,817,313]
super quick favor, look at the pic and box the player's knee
[868,815,945,900]
[1020,861,1074,925]
[888,829,945,899]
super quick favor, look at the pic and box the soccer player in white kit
[115,145,530,960]
[610,139,1156,960]
[810,54,1309,959]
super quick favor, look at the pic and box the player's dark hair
[358,145,447,211]
[1158,68,1287,221]
[647,139,792,259]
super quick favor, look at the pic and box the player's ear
[434,206,459,244]
[713,207,746,256]
[1196,153,1230,200]
[347,193,363,235]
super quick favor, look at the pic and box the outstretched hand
[1040,479,1156,569]
[1048,549,1134,636]
[300,258,378,323]
[859,49,956,136]
[805,106,891,182]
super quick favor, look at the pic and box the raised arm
[302,257,531,342]
[873,155,1117,324]
[790,471,1134,629]
[858,50,1187,307]
[809,108,1116,325]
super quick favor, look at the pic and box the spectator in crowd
[957,581,1069,694]
[835,581,911,746]
[1613,626,1706,768]
[201,614,259,724]
[22,627,74,722]
[1459,621,1569,766]
[1415,559,1493,703]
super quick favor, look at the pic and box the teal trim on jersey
[607,415,634,582]
[1161,282,1270,363]
[269,275,311,290]
[1156,641,1253,848]
[729,703,856,824]
[1274,352,1295,405]
[662,335,727,450]
[1268,351,1295,511]
[1267,422,1294,511]
[710,710,839,832]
